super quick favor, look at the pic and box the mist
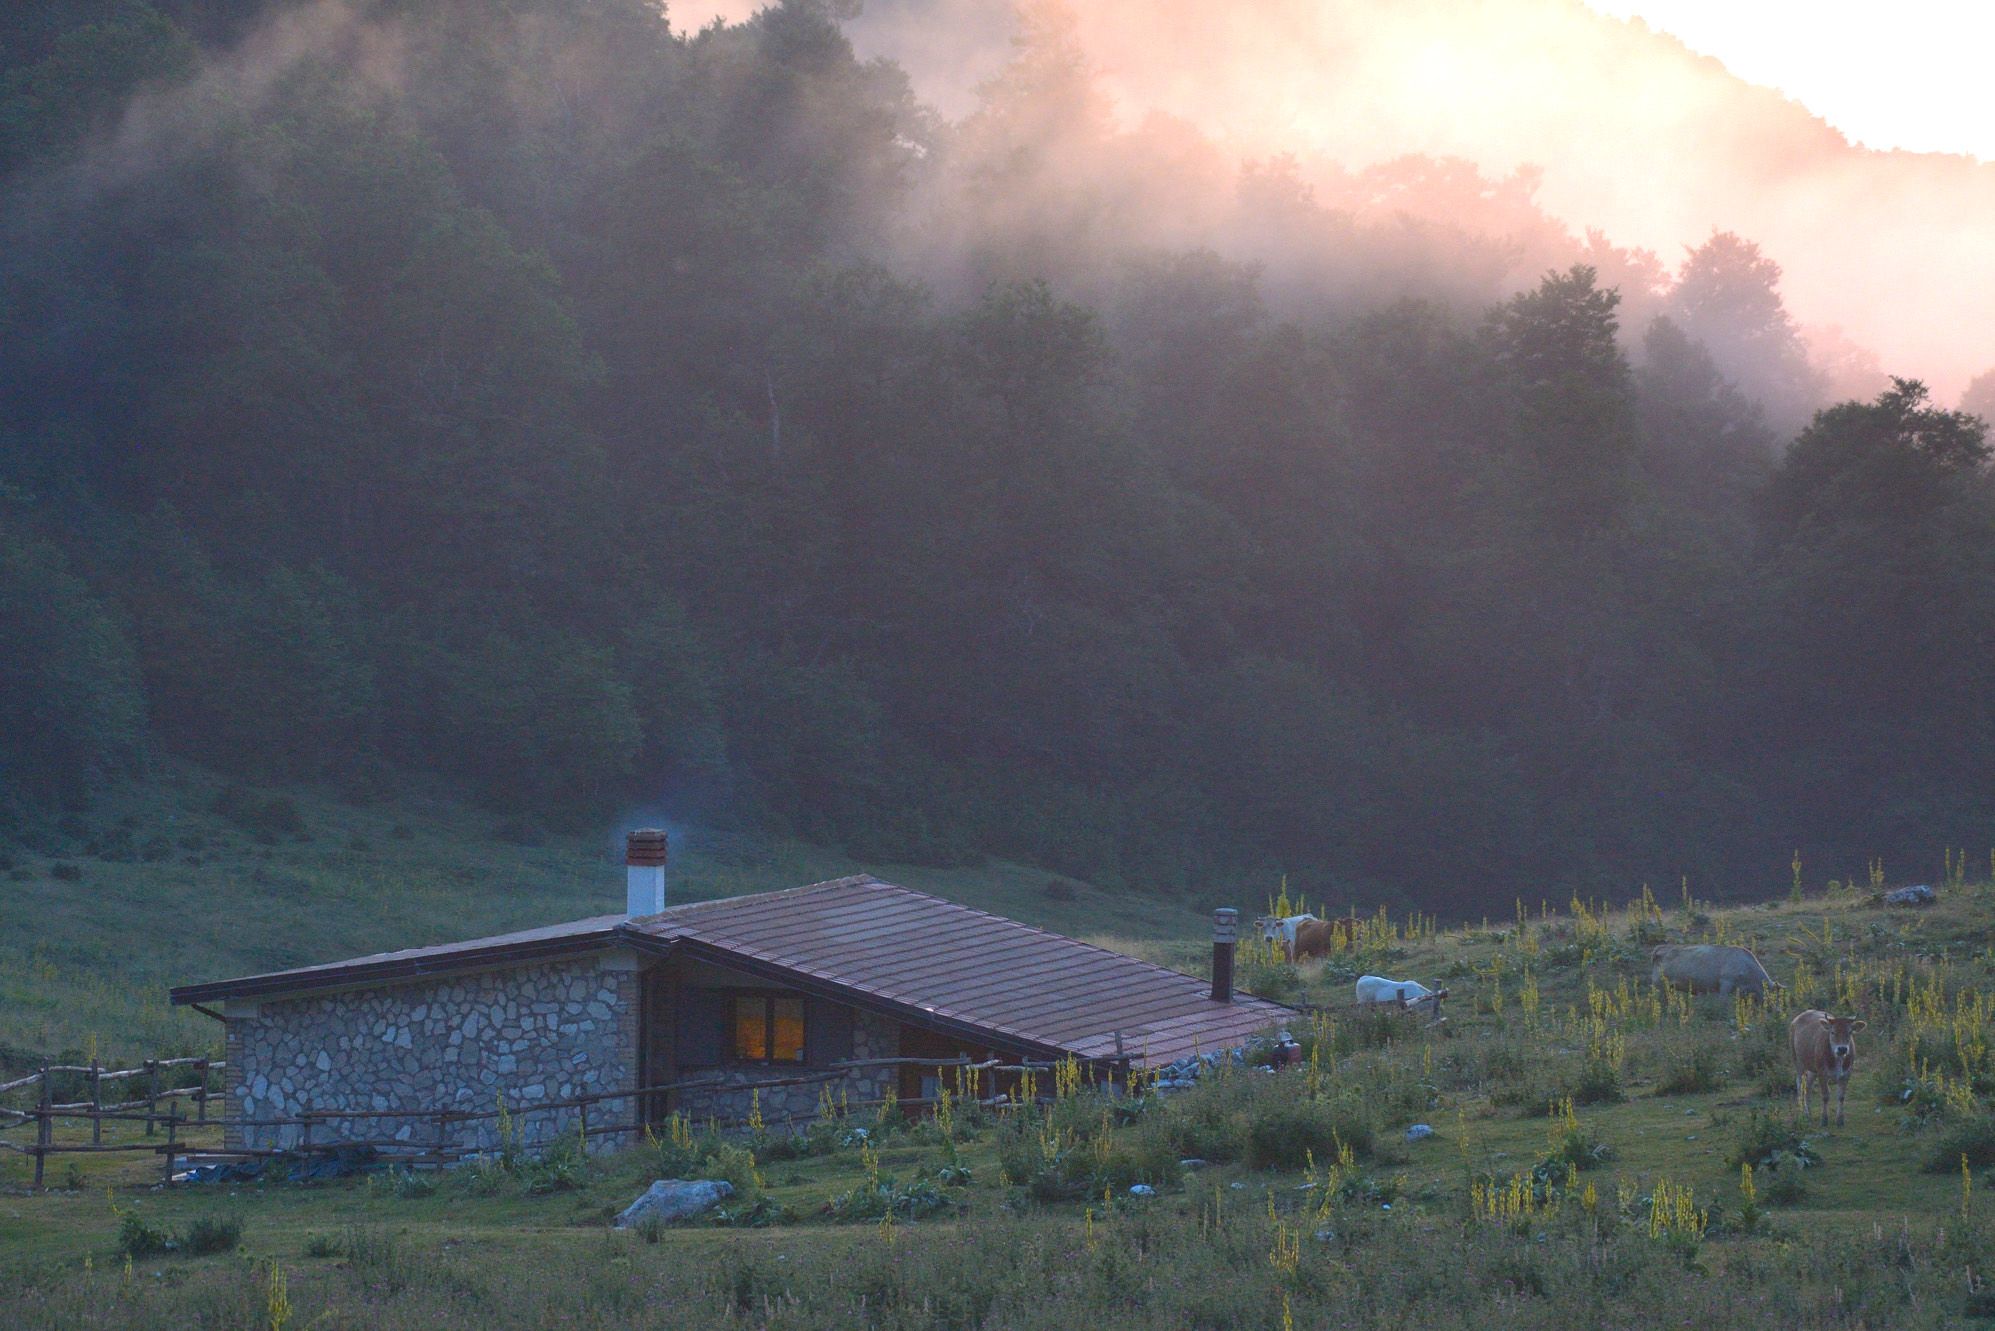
[7,0,1994,913]
[678,0,1994,402]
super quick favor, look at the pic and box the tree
[1667,231,1824,429]
[1747,380,1995,845]
[1961,369,1995,426]
[0,515,146,809]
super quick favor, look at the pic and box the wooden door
[637,968,676,1127]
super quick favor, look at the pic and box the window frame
[725,989,808,1066]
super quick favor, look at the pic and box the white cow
[1254,913,1319,951]
[1355,975,1449,1019]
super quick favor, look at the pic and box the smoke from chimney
[625,828,668,916]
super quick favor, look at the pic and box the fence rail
[1,1057,226,1189]
[3,1053,1115,1192]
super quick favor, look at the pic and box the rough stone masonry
[224,954,642,1154]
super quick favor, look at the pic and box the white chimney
[625,828,668,916]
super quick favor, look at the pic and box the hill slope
[4,851,1993,1327]
[0,766,1208,1070]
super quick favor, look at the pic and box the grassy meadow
[5,776,1995,1326]
[0,764,1204,1071]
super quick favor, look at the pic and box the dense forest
[3,0,1992,913]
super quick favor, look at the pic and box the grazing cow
[1650,943,1779,996]
[1355,975,1448,1019]
[1789,1009,1866,1126]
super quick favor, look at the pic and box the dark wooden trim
[168,932,622,1005]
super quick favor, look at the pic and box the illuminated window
[730,993,806,1064]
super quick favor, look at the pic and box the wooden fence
[0,1053,1111,1192]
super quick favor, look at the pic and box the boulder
[1884,884,1937,907]
[613,1179,734,1229]
[1405,1124,1435,1141]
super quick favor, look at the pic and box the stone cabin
[170,831,1295,1155]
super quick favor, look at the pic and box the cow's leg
[1819,1073,1831,1127]
[1795,1071,1808,1117]
[1834,1077,1847,1126]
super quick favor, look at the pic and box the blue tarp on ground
[181,1144,379,1184]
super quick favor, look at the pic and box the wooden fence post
[143,1059,159,1137]
[90,1062,102,1147]
[161,1103,178,1185]
[195,1058,209,1124]
[32,1068,51,1191]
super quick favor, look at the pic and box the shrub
[1242,1090,1373,1169]
[1042,878,1077,902]
[1093,1120,1184,1192]
[712,1195,786,1227]
[181,1214,243,1255]
[651,1119,723,1178]
[1735,1025,1794,1097]
[1568,1058,1625,1106]
[116,1208,174,1258]
[1926,1116,1995,1173]
[337,1225,415,1293]
[370,1167,439,1199]
[1763,1172,1808,1206]
[1540,1100,1613,1172]
[1729,1110,1821,1172]
[1655,1043,1724,1097]
[704,1144,761,1203]
[213,787,309,842]
[827,1176,949,1222]
[50,861,82,882]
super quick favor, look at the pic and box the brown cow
[1789,1009,1866,1126]
[1289,916,1365,960]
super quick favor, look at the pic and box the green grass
[6,772,1995,1326]
[0,763,1214,1070]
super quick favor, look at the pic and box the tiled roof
[172,876,1294,1065]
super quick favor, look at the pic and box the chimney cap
[626,828,669,867]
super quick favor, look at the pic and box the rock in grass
[1406,1124,1435,1141]
[1884,884,1937,907]
[613,1179,733,1228]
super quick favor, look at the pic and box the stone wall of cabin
[224,953,640,1154]
[673,1009,899,1128]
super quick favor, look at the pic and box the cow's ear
[1850,1020,1867,1032]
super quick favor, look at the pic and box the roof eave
[168,927,627,1006]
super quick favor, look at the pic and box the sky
[1583,1,1995,160]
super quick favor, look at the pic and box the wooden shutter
[675,987,727,1068]
[804,996,855,1066]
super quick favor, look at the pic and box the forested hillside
[3,0,1991,912]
